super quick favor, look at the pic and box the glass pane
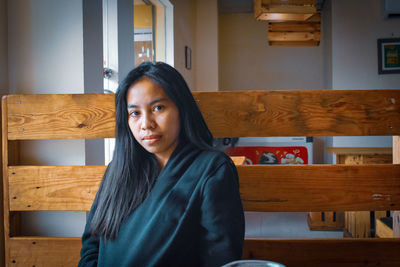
[134,0,155,66]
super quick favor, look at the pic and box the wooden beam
[243,238,400,267]
[254,0,263,19]
[8,166,104,211]
[9,237,81,267]
[262,0,316,5]
[238,164,400,212]
[326,147,393,155]
[5,90,400,139]
[306,12,321,22]
[193,90,400,137]
[2,95,11,265]
[394,136,400,237]
[268,31,321,41]
[5,94,116,140]
[257,13,314,21]
[268,40,319,46]
[8,164,400,212]
[268,22,321,32]
[263,5,316,14]
[8,236,400,267]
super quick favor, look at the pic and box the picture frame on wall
[377,38,400,74]
[185,46,191,70]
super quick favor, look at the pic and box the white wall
[7,0,87,237]
[329,0,400,149]
[8,0,85,94]
[195,0,218,91]
[0,0,8,95]
[332,0,400,90]
[218,13,324,91]
[170,0,196,89]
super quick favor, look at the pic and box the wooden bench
[2,90,400,266]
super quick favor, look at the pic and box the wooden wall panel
[8,164,400,212]
[193,90,400,137]
[243,238,400,267]
[5,90,400,140]
[5,94,115,140]
[8,237,400,267]
[238,164,400,212]
[8,166,104,211]
[8,237,81,267]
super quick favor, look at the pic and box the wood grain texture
[326,147,393,155]
[5,91,400,139]
[8,237,400,267]
[243,238,400,267]
[238,164,400,212]
[376,218,393,238]
[8,164,400,212]
[268,31,321,41]
[193,90,400,137]
[268,41,320,46]
[5,94,115,140]
[268,22,320,32]
[262,0,315,5]
[8,237,81,267]
[308,211,344,230]
[8,166,104,211]
[2,96,10,265]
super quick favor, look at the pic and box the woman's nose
[141,113,155,130]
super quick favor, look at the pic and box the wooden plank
[306,12,321,22]
[376,217,393,238]
[268,22,320,32]
[257,13,314,21]
[9,164,400,212]
[262,0,315,5]
[230,156,246,166]
[8,237,400,267]
[6,94,115,140]
[394,136,400,237]
[7,90,400,139]
[308,211,344,231]
[8,166,104,211]
[237,164,400,212]
[9,237,81,267]
[269,41,319,46]
[254,0,263,19]
[263,5,316,14]
[2,96,10,265]
[193,90,400,137]
[0,98,4,266]
[326,147,393,155]
[243,238,400,267]
[268,31,321,41]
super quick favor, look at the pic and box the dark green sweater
[79,143,245,267]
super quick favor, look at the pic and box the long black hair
[90,62,214,240]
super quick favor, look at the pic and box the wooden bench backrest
[2,90,400,266]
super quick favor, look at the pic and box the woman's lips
[142,135,161,145]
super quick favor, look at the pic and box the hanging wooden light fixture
[254,0,321,46]
[254,0,317,21]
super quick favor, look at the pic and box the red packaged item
[225,146,308,165]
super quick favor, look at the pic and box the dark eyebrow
[127,98,168,109]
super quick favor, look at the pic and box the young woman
[79,62,245,267]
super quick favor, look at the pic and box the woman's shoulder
[194,148,236,171]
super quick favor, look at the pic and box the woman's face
[126,77,180,168]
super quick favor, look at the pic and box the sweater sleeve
[78,202,99,267]
[199,159,245,267]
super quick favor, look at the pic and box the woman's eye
[129,110,140,117]
[153,105,163,112]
